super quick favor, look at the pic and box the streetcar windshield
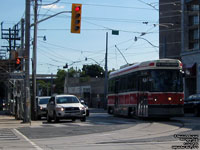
[150,70,183,92]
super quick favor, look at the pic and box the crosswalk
[0,128,19,140]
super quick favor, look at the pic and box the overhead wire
[36,0,184,71]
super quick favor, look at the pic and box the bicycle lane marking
[13,129,43,150]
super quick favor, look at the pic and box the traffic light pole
[24,0,31,123]
[31,3,71,120]
[32,0,38,120]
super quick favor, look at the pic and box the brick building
[64,77,105,108]
[159,0,200,98]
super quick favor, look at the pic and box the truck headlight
[80,107,85,110]
[56,107,64,111]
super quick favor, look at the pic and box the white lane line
[13,129,43,150]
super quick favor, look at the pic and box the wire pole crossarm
[30,11,72,27]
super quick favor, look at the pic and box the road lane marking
[14,129,43,150]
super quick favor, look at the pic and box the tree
[81,64,104,78]
[54,69,66,94]
[37,80,51,96]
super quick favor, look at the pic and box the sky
[0,0,159,74]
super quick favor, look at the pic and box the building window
[189,15,199,26]
[189,29,199,40]
[189,29,199,50]
[188,4,199,11]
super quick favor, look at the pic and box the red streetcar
[107,59,184,118]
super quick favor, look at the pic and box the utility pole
[24,0,31,123]
[32,0,38,120]
[104,32,108,109]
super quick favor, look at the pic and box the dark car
[37,96,50,119]
[184,94,200,116]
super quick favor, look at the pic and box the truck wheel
[47,113,52,123]
[53,112,59,123]
[72,118,76,122]
[80,116,86,122]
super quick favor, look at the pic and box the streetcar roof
[109,59,182,78]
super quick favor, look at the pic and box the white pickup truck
[47,94,86,122]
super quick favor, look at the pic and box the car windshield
[39,98,50,104]
[56,96,80,104]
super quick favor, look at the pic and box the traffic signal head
[15,57,22,71]
[16,58,21,65]
[71,3,82,34]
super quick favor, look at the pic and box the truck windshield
[57,97,80,104]
[150,69,183,92]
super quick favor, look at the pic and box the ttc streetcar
[107,59,184,118]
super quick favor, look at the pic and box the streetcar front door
[137,76,149,117]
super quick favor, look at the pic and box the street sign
[112,30,119,35]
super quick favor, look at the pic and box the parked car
[80,99,89,116]
[47,94,86,123]
[184,94,200,116]
[37,96,50,119]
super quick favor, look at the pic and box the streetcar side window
[128,72,138,91]
[119,75,128,92]
[108,78,115,94]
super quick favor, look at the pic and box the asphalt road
[0,110,200,150]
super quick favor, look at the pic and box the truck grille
[64,107,80,113]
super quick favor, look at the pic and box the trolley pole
[104,32,108,109]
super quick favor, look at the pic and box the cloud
[42,4,65,9]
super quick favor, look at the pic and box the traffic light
[15,57,22,71]
[71,3,82,34]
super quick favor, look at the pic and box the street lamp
[134,36,159,48]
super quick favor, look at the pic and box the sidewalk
[0,111,43,129]
[0,108,106,129]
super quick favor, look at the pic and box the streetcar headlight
[154,98,157,102]
[168,97,172,101]
[180,99,183,102]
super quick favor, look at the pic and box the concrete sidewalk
[0,111,43,129]
[0,108,106,129]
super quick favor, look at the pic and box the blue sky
[0,0,159,74]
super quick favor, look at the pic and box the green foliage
[54,69,66,94]
[37,80,51,96]
[81,64,104,78]
[53,64,106,93]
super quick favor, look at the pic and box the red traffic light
[75,6,80,12]
[16,58,21,65]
